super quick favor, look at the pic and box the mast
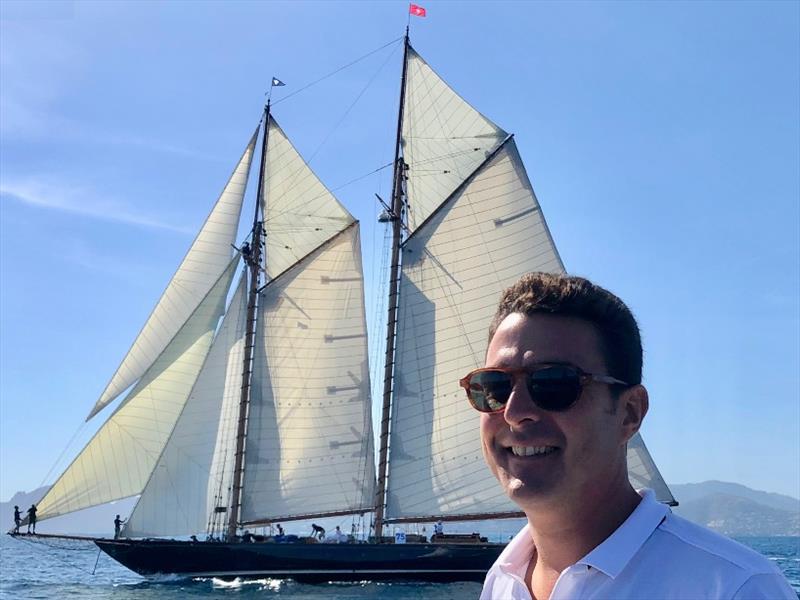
[374,28,410,541]
[227,101,271,539]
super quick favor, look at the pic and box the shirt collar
[576,488,669,578]
[494,522,534,578]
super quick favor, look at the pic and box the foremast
[374,28,410,541]
[227,101,271,540]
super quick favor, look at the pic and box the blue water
[1,534,797,598]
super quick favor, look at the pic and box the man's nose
[503,377,545,427]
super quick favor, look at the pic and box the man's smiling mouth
[509,445,558,457]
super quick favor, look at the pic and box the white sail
[386,136,674,519]
[240,223,375,523]
[36,258,238,522]
[123,272,248,537]
[262,115,354,279]
[87,129,258,420]
[402,47,507,233]
[627,432,676,504]
[386,138,562,520]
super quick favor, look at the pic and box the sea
[1,534,797,599]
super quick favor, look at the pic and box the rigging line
[38,420,88,490]
[260,161,393,226]
[13,535,99,576]
[272,36,403,106]
[260,40,400,226]
[304,40,401,166]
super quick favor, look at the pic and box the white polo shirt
[480,489,795,599]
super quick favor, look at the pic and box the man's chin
[500,472,559,506]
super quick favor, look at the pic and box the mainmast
[227,101,271,539]
[374,29,410,541]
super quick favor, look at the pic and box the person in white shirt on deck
[461,273,794,600]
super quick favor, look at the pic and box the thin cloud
[1,178,193,234]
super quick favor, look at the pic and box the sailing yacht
[12,31,675,582]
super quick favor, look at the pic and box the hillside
[671,482,799,536]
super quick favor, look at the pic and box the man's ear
[619,384,649,444]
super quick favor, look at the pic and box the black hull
[95,539,504,583]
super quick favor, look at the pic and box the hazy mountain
[671,481,799,536]
[671,481,800,513]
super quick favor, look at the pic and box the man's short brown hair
[489,273,643,385]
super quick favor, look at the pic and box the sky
[1,0,798,505]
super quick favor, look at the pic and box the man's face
[480,313,634,511]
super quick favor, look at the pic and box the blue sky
[1,0,798,504]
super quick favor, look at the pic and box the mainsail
[241,223,375,523]
[86,129,259,420]
[382,44,674,522]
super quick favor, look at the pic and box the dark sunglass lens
[528,366,581,411]
[469,371,513,412]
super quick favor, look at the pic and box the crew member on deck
[434,520,443,538]
[311,523,325,540]
[26,504,37,534]
[114,514,126,539]
[13,505,21,534]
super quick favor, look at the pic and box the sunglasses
[459,364,628,413]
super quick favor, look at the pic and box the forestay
[241,224,375,523]
[261,116,354,279]
[87,130,258,420]
[402,47,507,233]
[124,273,249,537]
[36,259,239,522]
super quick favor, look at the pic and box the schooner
[11,30,675,582]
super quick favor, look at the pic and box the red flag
[409,4,426,17]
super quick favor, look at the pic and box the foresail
[36,258,238,523]
[262,116,354,279]
[87,128,258,420]
[402,46,507,233]
[124,272,248,537]
[386,138,560,520]
[241,223,375,523]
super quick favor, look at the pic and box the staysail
[86,129,259,420]
[35,258,239,522]
[384,47,675,522]
[123,272,248,537]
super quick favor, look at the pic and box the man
[13,505,21,534]
[26,504,37,534]
[311,523,325,541]
[114,514,126,539]
[466,273,793,599]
